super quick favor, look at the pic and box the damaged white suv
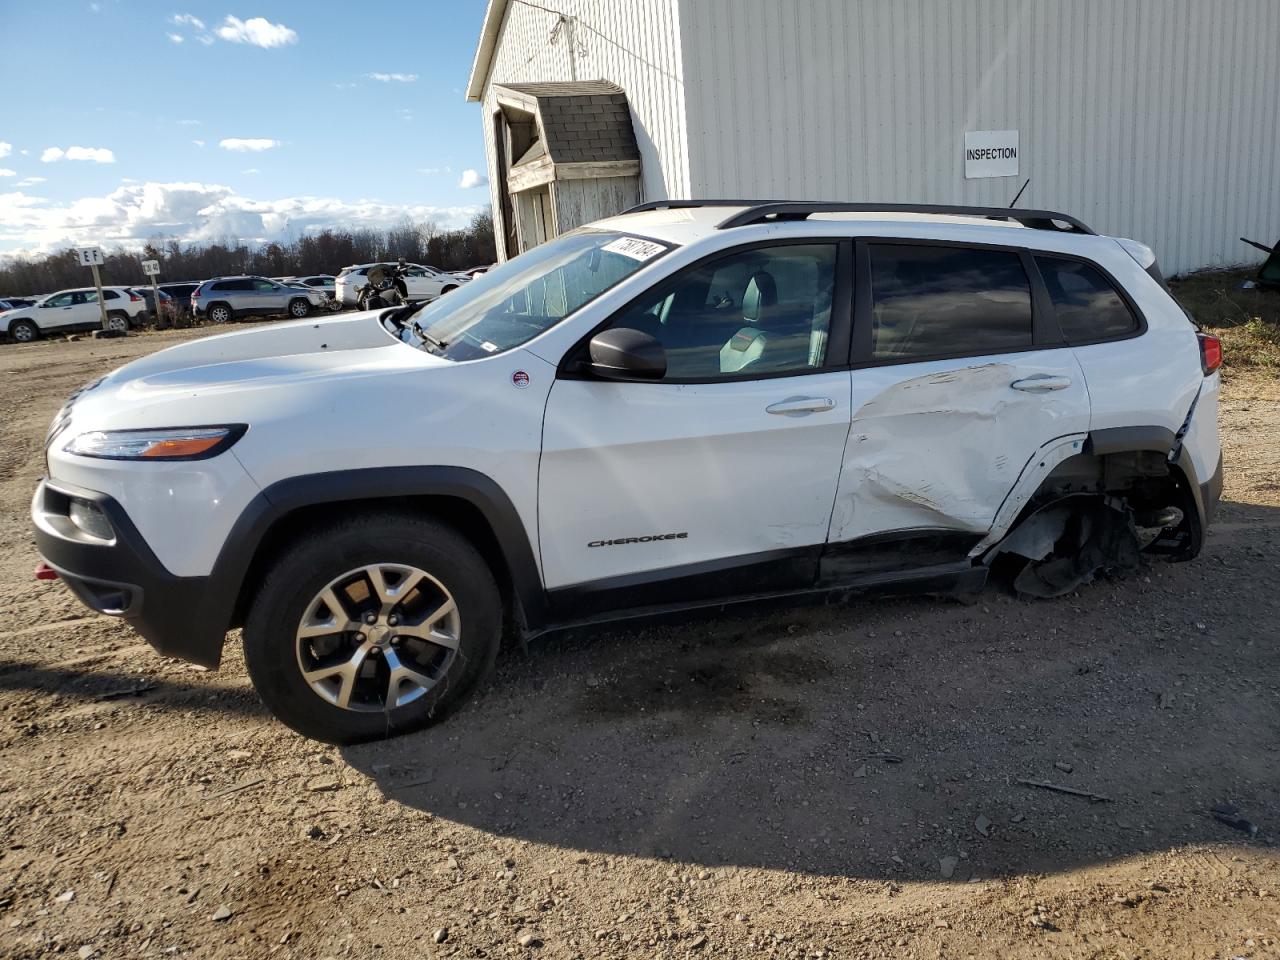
[32,201,1223,743]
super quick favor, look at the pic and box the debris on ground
[1211,803,1259,836]
[1017,779,1113,803]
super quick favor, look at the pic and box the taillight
[1198,332,1222,375]
[129,292,141,302]
[191,284,204,299]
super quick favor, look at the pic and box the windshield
[399,230,671,360]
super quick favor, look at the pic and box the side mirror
[588,327,666,380]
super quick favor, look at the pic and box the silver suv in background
[191,276,326,323]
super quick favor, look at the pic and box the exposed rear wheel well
[231,495,517,633]
[1014,449,1203,559]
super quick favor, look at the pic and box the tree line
[0,213,497,296]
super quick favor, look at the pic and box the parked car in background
[335,262,469,307]
[1,287,146,342]
[157,282,201,324]
[158,282,200,303]
[191,276,327,323]
[0,297,38,312]
[128,288,178,325]
[457,264,495,279]
[290,275,337,297]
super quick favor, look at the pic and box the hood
[66,310,449,431]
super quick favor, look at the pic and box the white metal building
[467,0,1280,274]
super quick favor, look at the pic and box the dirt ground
[0,325,1277,960]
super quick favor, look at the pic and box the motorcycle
[357,258,410,310]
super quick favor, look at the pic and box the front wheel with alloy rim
[243,513,502,743]
[8,319,38,343]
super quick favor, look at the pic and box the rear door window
[867,244,1033,360]
[1036,257,1139,343]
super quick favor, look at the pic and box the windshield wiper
[409,317,449,353]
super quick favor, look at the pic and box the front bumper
[31,479,228,667]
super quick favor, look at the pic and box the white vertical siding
[478,0,689,207]
[679,0,1280,274]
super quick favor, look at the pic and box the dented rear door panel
[828,350,1090,544]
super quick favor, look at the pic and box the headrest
[742,270,777,322]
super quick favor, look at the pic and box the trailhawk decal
[588,532,688,548]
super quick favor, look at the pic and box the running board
[526,561,986,642]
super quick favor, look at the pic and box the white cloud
[219,138,280,152]
[242,168,260,175]
[67,146,115,163]
[0,142,11,159]
[16,177,45,188]
[42,145,115,163]
[168,32,184,43]
[192,139,206,148]
[169,13,205,29]
[418,166,453,175]
[458,169,488,189]
[0,181,482,255]
[177,119,202,126]
[368,72,417,83]
[216,15,297,48]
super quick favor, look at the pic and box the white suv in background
[2,287,147,342]
[335,262,469,307]
[32,201,1222,744]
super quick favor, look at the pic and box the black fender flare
[201,466,547,664]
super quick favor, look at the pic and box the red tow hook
[34,562,59,581]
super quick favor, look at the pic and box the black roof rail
[622,199,781,214]
[714,201,1096,234]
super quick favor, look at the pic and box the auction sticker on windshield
[601,237,665,261]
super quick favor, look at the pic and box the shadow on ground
[344,501,1280,881]
[0,659,266,719]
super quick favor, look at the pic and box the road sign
[142,259,161,276]
[76,246,105,268]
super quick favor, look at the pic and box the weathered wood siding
[476,0,688,257]
[552,176,642,235]
[679,0,1280,274]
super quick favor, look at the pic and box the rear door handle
[765,396,836,416]
[1010,375,1072,393]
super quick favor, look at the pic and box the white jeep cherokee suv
[32,201,1223,743]
[3,286,147,341]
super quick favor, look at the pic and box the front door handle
[1011,375,1072,393]
[765,396,836,416]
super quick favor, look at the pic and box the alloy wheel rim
[295,563,460,712]
[13,325,33,342]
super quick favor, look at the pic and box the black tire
[8,318,39,343]
[106,311,131,333]
[242,512,502,744]
[287,298,310,319]
[208,303,233,324]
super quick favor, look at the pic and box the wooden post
[89,262,109,330]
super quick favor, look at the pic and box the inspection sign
[964,130,1019,179]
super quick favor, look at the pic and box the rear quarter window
[868,244,1034,360]
[1035,257,1139,343]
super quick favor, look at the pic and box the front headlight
[64,425,247,461]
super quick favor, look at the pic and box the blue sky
[0,0,490,254]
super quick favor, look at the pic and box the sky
[0,0,492,256]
